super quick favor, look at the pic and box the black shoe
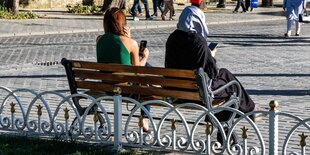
[241,10,247,13]
[295,34,300,36]
[145,17,153,20]
[161,14,165,20]
[129,11,134,16]
[233,10,238,13]
[284,33,290,37]
[151,14,157,17]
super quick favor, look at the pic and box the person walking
[283,0,307,37]
[161,0,175,20]
[233,0,247,13]
[130,2,143,18]
[152,0,164,17]
[245,0,250,11]
[131,0,153,21]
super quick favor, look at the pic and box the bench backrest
[61,58,209,103]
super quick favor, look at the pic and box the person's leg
[167,0,173,19]
[131,0,139,17]
[285,8,295,36]
[141,0,151,18]
[241,0,247,12]
[141,104,150,132]
[286,19,293,36]
[161,1,169,20]
[233,0,241,12]
[211,68,255,121]
[295,21,301,35]
[140,62,153,131]
[137,2,143,15]
[141,105,151,116]
[245,0,250,11]
[152,0,158,16]
[158,0,164,13]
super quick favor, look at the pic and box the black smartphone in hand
[139,40,147,55]
[208,42,218,51]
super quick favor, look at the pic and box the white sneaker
[133,17,139,21]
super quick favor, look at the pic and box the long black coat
[165,30,255,121]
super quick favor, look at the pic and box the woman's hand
[142,47,149,59]
[123,26,131,38]
[211,48,217,57]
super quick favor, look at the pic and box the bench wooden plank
[69,60,196,79]
[73,70,198,89]
[76,81,201,101]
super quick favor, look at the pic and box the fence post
[269,100,279,154]
[112,87,122,152]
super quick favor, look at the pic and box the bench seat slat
[69,60,196,79]
[76,81,201,101]
[73,70,198,89]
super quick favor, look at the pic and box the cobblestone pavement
[0,5,285,37]
[1,19,310,112]
[0,7,310,153]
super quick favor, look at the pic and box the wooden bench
[62,58,207,105]
[61,58,241,142]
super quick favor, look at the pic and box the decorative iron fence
[0,86,309,154]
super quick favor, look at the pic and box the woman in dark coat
[165,0,257,121]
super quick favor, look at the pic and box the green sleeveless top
[96,32,131,65]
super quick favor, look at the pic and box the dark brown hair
[103,7,127,35]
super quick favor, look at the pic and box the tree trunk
[101,0,126,13]
[12,0,19,15]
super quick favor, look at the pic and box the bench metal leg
[112,94,123,153]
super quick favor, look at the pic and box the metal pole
[269,100,279,155]
[112,87,123,153]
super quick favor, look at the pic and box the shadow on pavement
[257,11,286,17]
[235,73,310,77]
[210,34,310,47]
[248,89,310,96]
[0,75,66,78]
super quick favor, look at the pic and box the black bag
[299,12,310,23]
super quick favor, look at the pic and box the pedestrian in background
[130,2,143,17]
[245,0,250,11]
[233,0,247,13]
[283,0,307,37]
[161,0,175,20]
[152,0,164,17]
[131,0,153,21]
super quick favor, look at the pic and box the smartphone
[208,42,218,51]
[139,40,147,55]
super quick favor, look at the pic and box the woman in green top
[96,7,149,66]
[96,7,150,131]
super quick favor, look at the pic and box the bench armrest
[211,80,241,109]
[195,68,241,110]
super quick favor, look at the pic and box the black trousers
[245,0,250,11]
[234,0,246,12]
[211,68,255,121]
